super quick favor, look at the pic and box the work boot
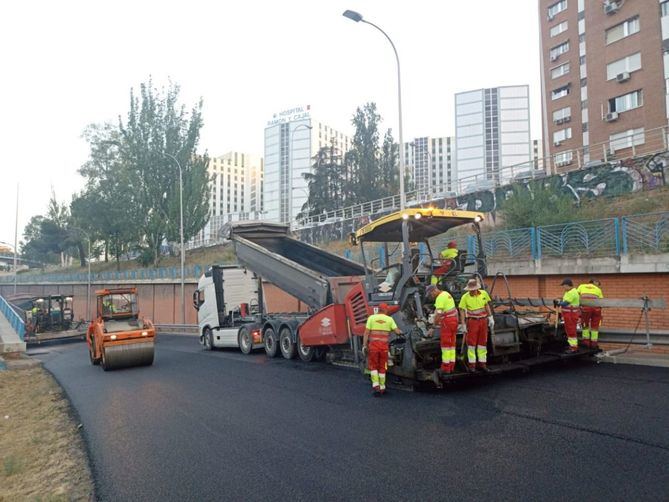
[478,363,491,373]
[440,363,452,374]
[581,339,591,348]
[372,386,381,397]
[590,342,599,350]
[380,388,387,396]
[466,363,477,373]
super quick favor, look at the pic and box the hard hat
[448,241,457,248]
[378,303,390,312]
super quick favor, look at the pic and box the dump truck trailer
[197,211,600,387]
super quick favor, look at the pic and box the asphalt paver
[39,335,669,501]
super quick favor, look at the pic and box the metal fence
[0,295,25,341]
[344,211,669,263]
[294,125,669,230]
[0,265,206,284]
[622,212,669,255]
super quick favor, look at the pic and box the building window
[610,128,645,151]
[551,62,570,79]
[553,127,572,144]
[552,84,571,100]
[554,151,574,165]
[548,0,567,20]
[550,21,568,37]
[553,106,572,123]
[609,90,643,113]
[662,1,669,17]
[606,17,640,45]
[550,41,570,61]
[606,52,641,80]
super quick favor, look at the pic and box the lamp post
[162,152,186,325]
[289,124,313,226]
[343,9,406,210]
[13,184,18,295]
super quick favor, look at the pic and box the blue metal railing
[0,265,205,284]
[0,295,25,341]
[537,218,620,259]
[622,211,669,254]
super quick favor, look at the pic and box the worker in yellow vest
[426,285,459,374]
[431,241,459,285]
[458,279,494,372]
[362,303,402,396]
[577,279,603,349]
[558,278,580,352]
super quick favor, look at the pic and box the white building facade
[403,136,456,196]
[264,106,351,223]
[455,85,532,187]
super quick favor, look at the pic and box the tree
[79,79,211,266]
[348,103,382,202]
[299,141,347,218]
[378,128,399,198]
[499,182,577,229]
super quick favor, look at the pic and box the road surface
[38,335,669,501]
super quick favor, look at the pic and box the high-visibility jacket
[577,283,603,302]
[561,288,580,312]
[459,290,492,318]
[435,291,457,318]
[365,313,397,348]
[440,248,459,260]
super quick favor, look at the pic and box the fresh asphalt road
[37,335,669,501]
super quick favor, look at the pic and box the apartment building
[454,85,532,186]
[540,0,669,171]
[403,136,456,195]
[264,106,351,223]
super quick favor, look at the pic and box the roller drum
[102,342,154,370]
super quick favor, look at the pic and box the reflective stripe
[369,330,389,343]
[379,372,386,390]
[568,337,578,347]
[477,345,487,363]
[370,370,379,388]
[467,345,476,363]
[441,308,458,318]
[580,294,598,300]
[591,331,599,342]
[582,328,590,339]
[562,307,579,313]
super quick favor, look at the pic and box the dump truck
[197,210,598,387]
[86,287,156,370]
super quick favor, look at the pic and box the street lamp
[289,124,313,226]
[162,152,186,325]
[343,9,406,210]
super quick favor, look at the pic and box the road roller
[86,287,156,371]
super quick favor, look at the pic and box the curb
[598,354,669,368]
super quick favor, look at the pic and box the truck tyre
[297,335,315,362]
[264,327,279,358]
[279,327,296,359]
[203,327,215,351]
[238,327,253,355]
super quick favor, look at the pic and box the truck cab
[193,265,261,352]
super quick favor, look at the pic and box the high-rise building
[539,0,669,172]
[208,152,263,220]
[454,85,532,187]
[264,106,351,223]
[403,137,456,195]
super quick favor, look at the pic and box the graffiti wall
[296,152,669,245]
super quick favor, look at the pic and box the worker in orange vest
[426,285,459,374]
[431,241,459,285]
[458,279,494,372]
[558,278,580,353]
[577,278,603,349]
[362,303,401,396]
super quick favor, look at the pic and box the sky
[0,0,541,246]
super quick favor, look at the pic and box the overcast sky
[0,0,541,245]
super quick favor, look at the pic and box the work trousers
[368,347,388,390]
[580,307,602,343]
[466,318,488,366]
[563,310,580,349]
[440,317,458,372]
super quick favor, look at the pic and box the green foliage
[499,182,577,228]
[300,102,400,219]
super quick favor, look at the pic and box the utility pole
[13,184,19,295]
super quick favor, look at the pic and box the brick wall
[486,273,669,331]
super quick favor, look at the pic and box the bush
[499,184,576,229]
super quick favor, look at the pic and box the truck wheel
[238,327,253,355]
[297,336,315,362]
[203,327,215,351]
[279,327,296,359]
[264,327,279,358]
